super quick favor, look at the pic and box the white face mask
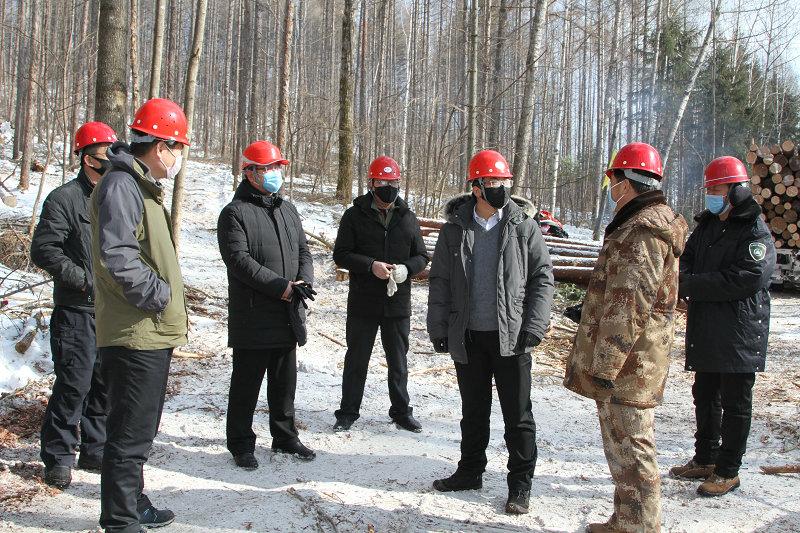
[160,145,182,180]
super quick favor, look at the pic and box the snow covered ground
[1,154,799,532]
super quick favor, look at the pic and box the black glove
[564,302,583,323]
[291,283,317,309]
[514,331,541,353]
[592,376,614,390]
[433,338,448,353]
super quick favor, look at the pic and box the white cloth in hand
[386,264,409,297]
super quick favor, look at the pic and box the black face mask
[481,184,509,209]
[374,185,399,204]
[87,155,112,176]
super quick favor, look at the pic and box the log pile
[747,140,800,249]
[335,219,602,285]
[417,221,601,285]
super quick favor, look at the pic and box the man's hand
[514,331,541,354]
[433,338,449,353]
[592,376,615,390]
[371,261,395,280]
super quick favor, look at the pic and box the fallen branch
[285,487,340,533]
[0,279,52,300]
[318,331,346,348]
[173,349,213,360]
[304,230,334,250]
[760,464,800,475]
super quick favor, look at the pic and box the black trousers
[692,371,756,478]
[455,330,537,491]
[335,314,412,421]
[99,346,172,533]
[226,347,299,455]
[40,306,107,468]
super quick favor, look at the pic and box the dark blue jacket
[679,194,776,373]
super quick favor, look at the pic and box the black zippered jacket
[333,193,429,317]
[30,170,95,311]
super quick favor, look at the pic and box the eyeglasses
[481,178,512,188]
[373,179,399,188]
[249,165,281,173]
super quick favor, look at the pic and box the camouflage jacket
[564,194,688,408]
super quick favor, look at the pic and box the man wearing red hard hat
[563,142,688,532]
[218,140,317,467]
[670,156,775,497]
[427,149,554,515]
[332,156,429,433]
[90,98,191,531]
[31,121,117,490]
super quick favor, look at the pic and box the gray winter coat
[427,194,554,364]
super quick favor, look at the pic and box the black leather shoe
[77,455,102,471]
[393,415,422,433]
[505,489,530,514]
[273,440,316,461]
[333,417,355,432]
[233,452,259,470]
[139,506,175,528]
[432,472,482,492]
[44,465,71,489]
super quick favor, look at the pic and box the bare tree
[171,0,209,248]
[18,0,39,192]
[509,0,547,195]
[94,0,128,135]
[130,0,141,111]
[148,0,167,99]
[276,0,295,150]
[661,2,720,169]
[336,0,356,203]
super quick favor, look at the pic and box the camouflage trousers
[597,401,661,533]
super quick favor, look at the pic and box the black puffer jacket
[333,193,429,318]
[679,194,776,373]
[30,170,95,311]
[218,180,314,349]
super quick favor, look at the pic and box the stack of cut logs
[747,140,800,249]
[416,218,600,284]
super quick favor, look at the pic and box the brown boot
[669,459,715,480]
[697,473,740,497]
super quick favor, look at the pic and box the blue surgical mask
[262,169,283,193]
[606,181,625,213]
[704,194,727,215]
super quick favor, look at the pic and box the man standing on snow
[32,122,117,489]
[669,156,775,497]
[91,98,189,531]
[218,140,317,468]
[563,142,688,533]
[332,156,429,433]
[427,149,554,515]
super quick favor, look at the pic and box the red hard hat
[241,140,289,169]
[74,122,117,154]
[606,142,663,179]
[703,156,749,188]
[130,98,190,146]
[468,150,513,181]
[368,156,401,180]
[538,209,564,229]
